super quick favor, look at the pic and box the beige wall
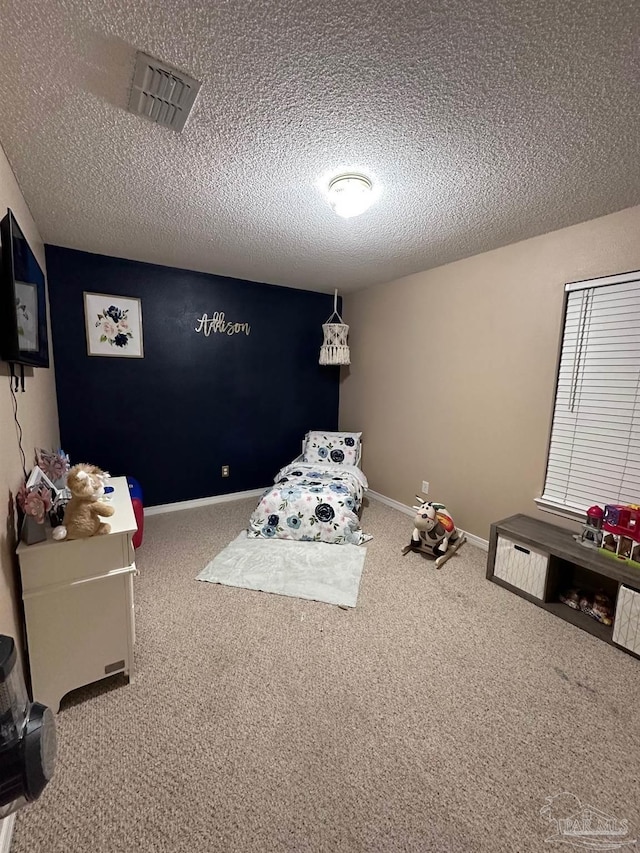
[0,142,59,653]
[340,205,640,540]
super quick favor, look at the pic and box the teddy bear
[52,463,115,541]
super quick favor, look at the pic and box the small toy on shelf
[583,591,614,626]
[558,587,581,610]
[573,505,604,549]
[401,499,466,569]
[598,504,640,566]
[558,587,614,626]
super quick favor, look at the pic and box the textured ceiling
[0,0,639,292]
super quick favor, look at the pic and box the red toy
[574,505,604,548]
[600,504,640,564]
[127,477,144,549]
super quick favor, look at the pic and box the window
[537,270,640,518]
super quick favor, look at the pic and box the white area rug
[197,531,367,607]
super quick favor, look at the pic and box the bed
[248,431,368,545]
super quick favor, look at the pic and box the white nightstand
[17,476,138,712]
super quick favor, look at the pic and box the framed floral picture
[84,292,144,358]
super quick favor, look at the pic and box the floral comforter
[248,461,368,545]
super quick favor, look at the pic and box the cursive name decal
[195,312,251,337]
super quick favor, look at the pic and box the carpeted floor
[12,497,640,852]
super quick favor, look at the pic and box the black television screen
[0,209,49,368]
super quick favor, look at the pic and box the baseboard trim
[458,530,489,551]
[0,813,16,853]
[367,490,489,551]
[146,487,267,517]
[367,489,415,518]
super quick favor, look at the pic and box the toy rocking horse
[401,499,467,568]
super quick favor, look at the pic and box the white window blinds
[539,270,640,516]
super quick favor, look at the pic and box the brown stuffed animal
[52,463,115,541]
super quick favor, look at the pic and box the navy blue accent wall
[45,246,340,506]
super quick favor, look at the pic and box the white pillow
[303,431,362,465]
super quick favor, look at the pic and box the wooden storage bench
[487,514,640,659]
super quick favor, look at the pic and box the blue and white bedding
[248,461,368,545]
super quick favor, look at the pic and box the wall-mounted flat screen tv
[0,209,49,368]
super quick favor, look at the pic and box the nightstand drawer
[19,533,132,592]
[494,535,548,599]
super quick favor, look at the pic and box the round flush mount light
[327,173,374,219]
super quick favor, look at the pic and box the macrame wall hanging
[319,289,350,366]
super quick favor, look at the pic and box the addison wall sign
[195,312,251,337]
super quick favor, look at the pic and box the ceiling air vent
[128,52,201,132]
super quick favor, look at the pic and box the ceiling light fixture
[327,173,374,219]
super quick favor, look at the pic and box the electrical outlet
[221,465,230,477]
[422,481,429,494]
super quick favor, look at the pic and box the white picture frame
[26,466,59,496]
[84,292,144,358]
